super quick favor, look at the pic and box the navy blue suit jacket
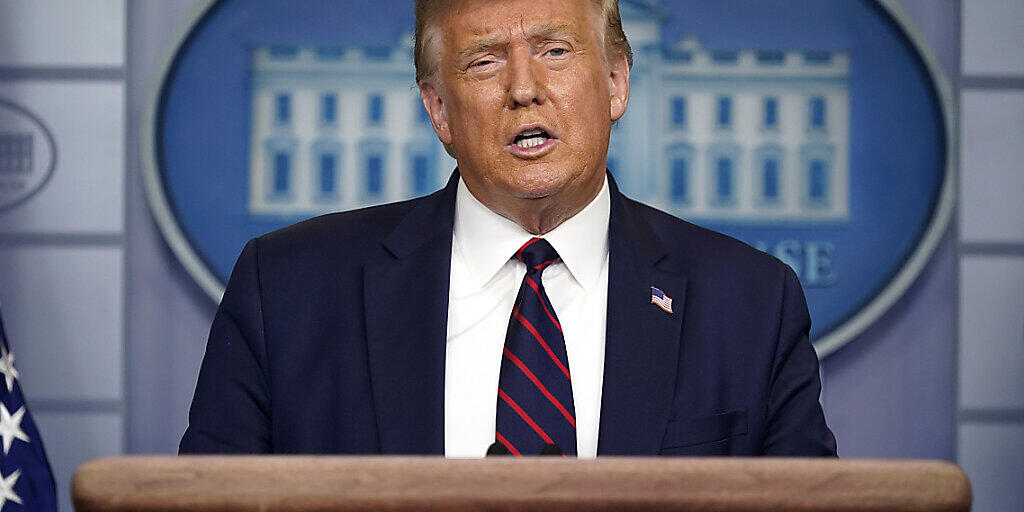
[180,172,836,456]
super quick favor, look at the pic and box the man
[180,0,836,458]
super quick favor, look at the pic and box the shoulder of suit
[625,197,789,282]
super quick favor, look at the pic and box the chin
[514,188,559,200]
[504,170,572,200]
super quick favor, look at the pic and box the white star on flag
[0,403,29,456]
[0,303,55,511]
[0,344,18,393]
[0,469,22,510]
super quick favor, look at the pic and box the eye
[469,57,497,69]
[547,48,569,57]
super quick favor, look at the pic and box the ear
[419,82,453,145]
[608,54,630,122]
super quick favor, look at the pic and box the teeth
[513,128,551,149]
[516,137,547,149]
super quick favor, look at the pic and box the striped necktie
[495,238,577,456]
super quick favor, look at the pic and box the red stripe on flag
[513,308,571,379]
[504,347,576,428]
[524,276,562,331]
[498,388,555,445]
[494,431,521,456]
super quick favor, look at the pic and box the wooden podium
[72,456,970,511]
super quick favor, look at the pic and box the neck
[503,199,587,235]
[463,174,605,236]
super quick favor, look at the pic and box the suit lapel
[598,181,687,455]
[363,173,459,454]
[361,172,687,455]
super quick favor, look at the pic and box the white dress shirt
[445,176,610,459]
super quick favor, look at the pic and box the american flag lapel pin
[651,286,673,313]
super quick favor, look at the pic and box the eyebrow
[456,22,580,62]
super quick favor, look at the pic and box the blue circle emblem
[144,0,953,356]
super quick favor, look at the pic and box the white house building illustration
[0,133,32,176]
[247,1,849,222]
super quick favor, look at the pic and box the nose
[506,46,547,109]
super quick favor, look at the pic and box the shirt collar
[453,175,610,291]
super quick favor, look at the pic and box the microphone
[539,443,564,456]
[486,441,511,456]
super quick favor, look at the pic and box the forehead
[440,0,598,46]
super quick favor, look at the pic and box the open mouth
[512,128,553,149]
[507,125,558,157]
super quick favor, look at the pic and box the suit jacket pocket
[660,409,748,450]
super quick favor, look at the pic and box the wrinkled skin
[419,0,630,234]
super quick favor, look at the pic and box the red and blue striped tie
[495,238,577,456]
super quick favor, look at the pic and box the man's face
[420,0,629,223]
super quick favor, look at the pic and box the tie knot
[515,238,560,273]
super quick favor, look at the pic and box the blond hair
[413,0,633,84]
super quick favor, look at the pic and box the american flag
[651,287,673,313]
[0,304,56,511]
